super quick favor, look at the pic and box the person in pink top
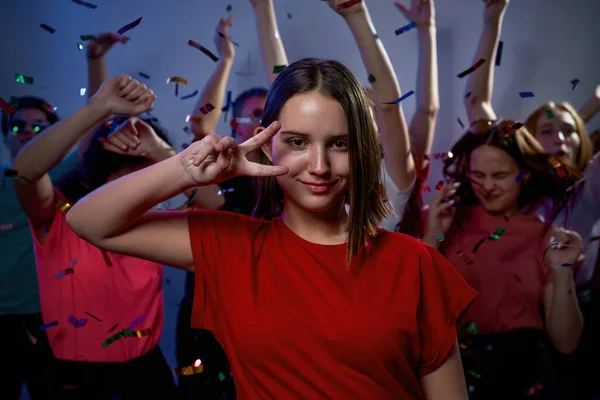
[423,120,584,399]
[11,77,182,398]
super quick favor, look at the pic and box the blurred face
[265,92,350,215]
[469,145,523,215]
[235,95,266,144]
[3,108,50,159]
[534,109,580,163]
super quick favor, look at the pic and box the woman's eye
[332,140,348,149]
[289,139,305,147]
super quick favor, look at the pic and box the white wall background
[2,0,599,380]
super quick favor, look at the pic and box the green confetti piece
[77,42,84,50]
[466,370,481,379]
[80,35,97,41]
[187,188,198,209]
[545,109,554,119]
[434,232,445,242]
[368,74,376,83]
[226,4,232,12]
[218,372,226,382]
[489,226,505,241]
[15,74,34,85]
[273,65,286,74]
[10,96,19,107]
[467,322,478,335]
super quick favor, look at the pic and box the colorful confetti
[108,323,119,333]
[139,72,150,79]
[435,232,445,242]
[40,321,58,331]
[218,32,240,47]
[457,59,486,79]
[235,117,261,124]
[199,103,215,115]
[56,200,72,212]
[0,97,16,115]
[174,359,204,376]
[0,224,14,231]
[72,0,98,9]
[180,90,199,100]
[571,79,580,90]
[77,42,84,50]
[167,77,187,85]
[545,109,554,119]
[465,91,472,99]
[495,41,503,66]
[186,115,202,124]
[394,21,416,36]
[102,328,151,348]
[15,73,34,85]
[188,40,219,62]
[368,74,376,83]
[435,180,444,190]
[128,315,146,330]
[466,370,481,379]
[457,118,464,129]
[457,250,473,265]
[43,102,58,113]
[117,17,142,35]
[226,4,232,12]
[488,226,505,240]
[68,314,88,328]
[40,23,56,33]
[55,267,74,279]
[385,90,415,105]
[4,169,33,184]
[80,34,97,41]
[84,311,102,322]
[273,65,286,74]
[187,189,198,209]
[519,92,535,98]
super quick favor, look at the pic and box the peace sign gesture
[179,121,289,186]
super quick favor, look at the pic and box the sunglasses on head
[9,119,50,135]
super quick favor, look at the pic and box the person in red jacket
[66,58,477,400]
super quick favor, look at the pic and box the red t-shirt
[444,205,551,334]
[188,210,477,400]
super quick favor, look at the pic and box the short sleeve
[187,210,267,329]
[380,166,417,231]
[416,245,478,377]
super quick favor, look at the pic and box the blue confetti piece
[40,321,58,331]
[231,128,237,140]
[138,72,150,79]
[180,90,199,100]
[515,171,526,182]
[495,41,503,66]
[571,79,580,90]
[395,21,416,36]
[385,90,415,104]
[465,91,472,99]
[519,92,535,98]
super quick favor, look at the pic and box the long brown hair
[525,102,593,177]
[443,120,575,220]
[253,58,392,264]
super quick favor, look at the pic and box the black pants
[176,296,236,400]
[461,329,556,400]
[48,346,176,399]
[0,313,54,399]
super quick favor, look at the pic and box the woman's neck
[281,199,348,245]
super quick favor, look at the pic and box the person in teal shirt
[1,96,81,399]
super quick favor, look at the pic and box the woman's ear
[254,126,273,162]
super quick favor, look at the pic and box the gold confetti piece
[174,359,204,376]
[166,77,188,85]
[56,200,72,212]
[185,115,202,124]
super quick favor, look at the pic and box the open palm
[395,0,435,28]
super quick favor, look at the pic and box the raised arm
[78,33,130,160]
[464,0,509,124]
[12,75,152,231]
[66,121,288,271]
[578,84,600,124]
[542,228,584,354]
[396,0,439,174]
[190,17,236,139]
[250,0,289,85]
[329,0,414,190]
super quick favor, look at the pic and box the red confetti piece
[435,180,444,190]
[188,40,219,62]
[457,58,486,79]
[0,224,14,231]
[199,103,215,115]
[555,164,569,177]
[0,97,16,114]
[422,186,431,193]
[117,17,142,35]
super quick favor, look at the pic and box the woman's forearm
[547,268,584,354]
[67,154,193,241]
